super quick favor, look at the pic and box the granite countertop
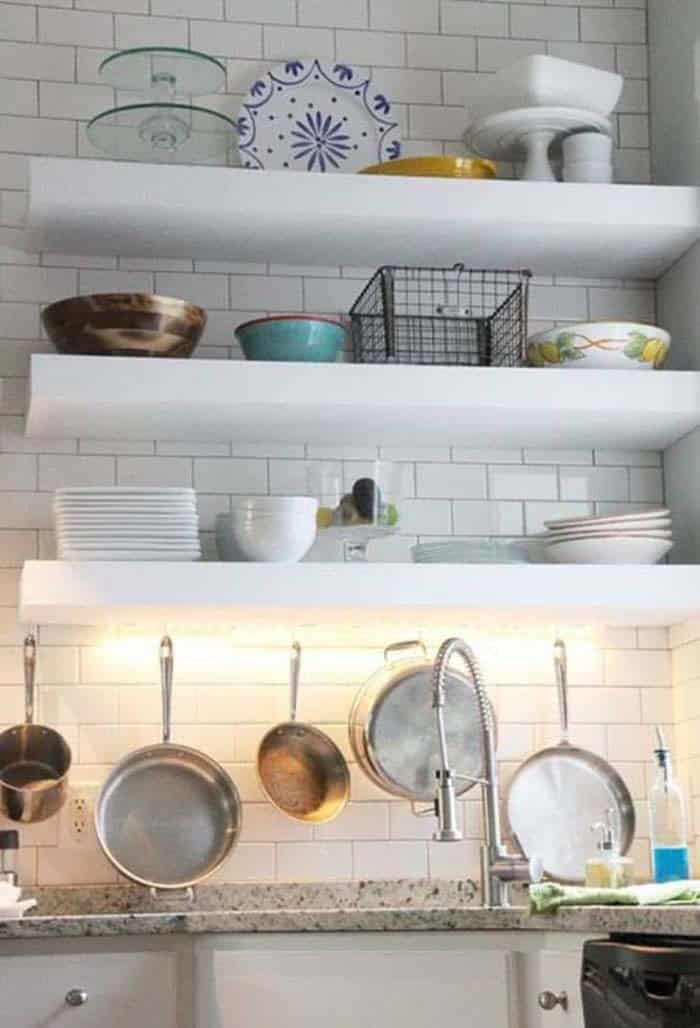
[1,880,699,940]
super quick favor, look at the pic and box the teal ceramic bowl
[235,315,345,363]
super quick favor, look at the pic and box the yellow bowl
[358,155,497,179]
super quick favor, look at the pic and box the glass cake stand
[99,46,226,97]
[87,103,236,163]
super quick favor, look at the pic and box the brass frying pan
[257,642,350,824]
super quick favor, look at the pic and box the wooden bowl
[42,293,207,358]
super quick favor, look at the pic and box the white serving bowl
[527,322,671,370]
[466,55,623,122]
[216,502,318,563]
[545,508,670,530]
[545,535,673,565]
[546,522,671,539]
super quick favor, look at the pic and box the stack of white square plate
[542,508,672,565]
[54,488,201,561]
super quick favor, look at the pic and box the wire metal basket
[350,265,531,366]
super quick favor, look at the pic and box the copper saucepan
[0,635,71,822]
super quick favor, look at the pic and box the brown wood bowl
[42,293,207,357]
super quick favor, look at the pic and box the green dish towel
[530,880,700,914]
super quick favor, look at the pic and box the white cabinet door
[0,950,179,1028]
[196,935,517,1028]
[529,950,584,1028]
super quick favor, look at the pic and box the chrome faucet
[431,637,541,908]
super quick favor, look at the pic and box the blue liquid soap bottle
[648,726,690,883]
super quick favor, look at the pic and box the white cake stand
[466,107,612,182]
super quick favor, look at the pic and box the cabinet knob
[65,989,88,1007]
[538,990,568,1012]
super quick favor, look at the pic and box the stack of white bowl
[216,497,318,563]
[54,487,201,561]
[543,508,672,565]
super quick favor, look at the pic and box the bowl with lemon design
[527,322,671,370]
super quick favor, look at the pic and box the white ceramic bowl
[546,525,672,540]
[545,535,673,565]
[467,55,623,121]
[545,508,670,530]
[216,502,318,563]
[527,322,671,370]
[230,496,317,515]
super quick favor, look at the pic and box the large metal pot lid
[364,664,495,802]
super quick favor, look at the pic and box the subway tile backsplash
[0,627,673,887]
[0,0,669,887]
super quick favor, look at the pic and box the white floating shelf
[26,354,700,449]
[19,561,700,627]
[27,158,700,278]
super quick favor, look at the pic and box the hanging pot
[348,640,497,802]
[0,635,71,823]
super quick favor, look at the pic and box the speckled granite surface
[0,880,699,940]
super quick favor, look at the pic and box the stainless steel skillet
[95,636,241,891]
[506,638,635,883]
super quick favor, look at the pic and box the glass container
[307,460,404,562]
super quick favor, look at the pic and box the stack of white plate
[543,508,672,565]
[54,488,201,561]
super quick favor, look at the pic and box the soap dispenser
[586,809,634,888]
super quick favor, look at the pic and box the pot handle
[384,640,427,663]
[553,638,568,743]
[290,642,301,723]
[160,636,173,744]
[24,634,36,726]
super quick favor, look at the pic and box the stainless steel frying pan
[257,642,350,824]
[95,636,241,891]
[506,638,635,883]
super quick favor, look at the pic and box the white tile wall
[0,0,668,888]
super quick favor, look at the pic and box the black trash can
[582,936,700,1027]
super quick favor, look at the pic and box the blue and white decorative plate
[235,59,401,172]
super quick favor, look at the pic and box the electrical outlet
[60,785,99,848]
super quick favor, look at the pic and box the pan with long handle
[506,638,635,883]
[257,642,350,824]
[0,635,71,823]
[95,636,241,891]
